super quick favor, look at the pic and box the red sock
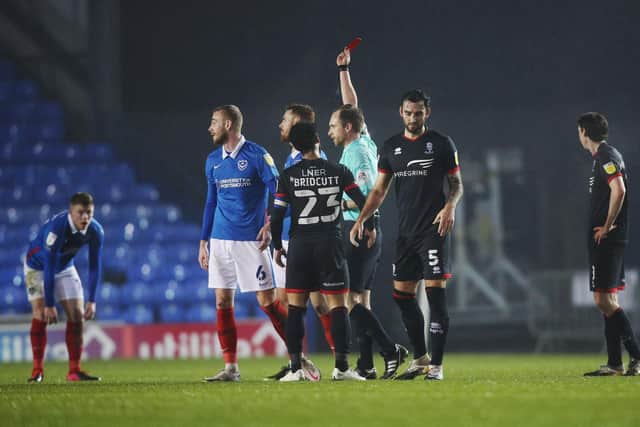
[217,308,237,363]
[261,300,287,343]
[65,321,83,373]
[30,318,47,373]
[319,313,335,353]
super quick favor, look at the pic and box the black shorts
[342,220,382,293]
[286,234,349,295]
[588,239,626,293]
[393,226,452,282]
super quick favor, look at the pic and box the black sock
[611,308,640,360]
[285,304,306,371]
[350,303,395,356]
[426,287,449,366]
[392,289,427,359]
[357,333,374,370]
[349,305,373,369]
[330,306,350,371]
[604,315,622,367]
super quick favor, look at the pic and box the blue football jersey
[26,211,104,307]
[201,137,279,241]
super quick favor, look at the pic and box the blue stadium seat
[191,283,210,304]
[97,284,124,306]
[0,60,16,80]
[30,121,64,142]
[159,303,187,323]
[0,286,29,312]
[186,303,216,323]
[83,143,114,161]
[12,80,39,101]
[98,304,124,322]
[36,102,64,121]
[123,282,155,305]
[156,280,190,304]
[123,304,154,324]
[3,101,38,123]
[0,82,16,105]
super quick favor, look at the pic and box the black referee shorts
[286,234,349,295]
[342,220,382,294]
[392,225,452,282]
[588,239,626,293]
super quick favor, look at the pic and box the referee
[328,47,408,380]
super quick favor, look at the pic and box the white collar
[289,147,300,159]
[68,214,89,235]
[222,135,246,159]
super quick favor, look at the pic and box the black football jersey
[589,143,629,242]
[378,129,460,236]
[274,159,361,239]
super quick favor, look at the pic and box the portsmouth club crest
[424,142,434,154]
[237,159,248,171]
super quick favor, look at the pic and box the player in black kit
[271,122,375,382]
[350,89,463,381]
[578,112,640,377]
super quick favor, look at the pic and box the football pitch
[0,354,637,427]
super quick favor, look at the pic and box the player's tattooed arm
[434,172,464,236]
[446,171,464,207]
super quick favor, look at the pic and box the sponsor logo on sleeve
[603,162,617,175]
[263,153,275,167]
[45,232,57,248]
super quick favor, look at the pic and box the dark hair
[400,89,431,107]
[289,122,318,154]
[577,112,608,142]
[213,104,243,132]
[70,192,94,206]
[334,104,364,134]
[286,104,315,124]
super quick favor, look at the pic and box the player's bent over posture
[199,105,319,382]
[271,122,375,382]
[25,192,104,382]
[578,112,640,377]
[350,90,463,381]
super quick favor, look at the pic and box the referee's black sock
[349,305,372,369]
[357,332,374,370]
[351,303,395,356]
[604,315,622,367]
[330,306,350,371]
[286,304,306,372]
[392,289,427,359]
[610,308,640,360]
[426,287,449,366]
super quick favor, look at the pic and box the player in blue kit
[24,192,104,382]
[199,105,319,382]
[329,47,408,379]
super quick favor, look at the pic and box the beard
[405,123,424,135]
[279,130,289,143]
[213,131,229,146]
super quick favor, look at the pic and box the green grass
[0,354,638,427]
